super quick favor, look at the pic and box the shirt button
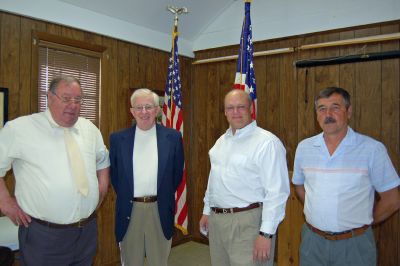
[126,216,130,220]
[130,200,133,204]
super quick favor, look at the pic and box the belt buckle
[143,196,149,202]
[325,231,337,236]
[222,209,228,214]
[77,220,84,228]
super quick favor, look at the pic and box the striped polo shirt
[292,127,399,232]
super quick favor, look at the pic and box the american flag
[162,25,188,235]
[233,0,257,119]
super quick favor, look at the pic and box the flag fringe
[175,223,189,235]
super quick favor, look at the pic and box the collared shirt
[133,125,158,196]
[292,127,400,232]
[0,110,110,223]
[203,121,290,234]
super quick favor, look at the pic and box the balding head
[224,89,252,135]
[224,89,252,107]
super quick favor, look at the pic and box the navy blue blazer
[110,124,184,243]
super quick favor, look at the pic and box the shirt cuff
[260,221,277,235]
[203,205,211,215]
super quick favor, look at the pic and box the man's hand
[0,195,31,227]
[199,214,209,236]
[253,235,272,263]
[0,179,31,227]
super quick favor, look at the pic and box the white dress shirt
[0,110,110,223]
[203,121,290,234]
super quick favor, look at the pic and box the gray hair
[315,87,351,109]
[130,88,159,107]
[48,76,81,94]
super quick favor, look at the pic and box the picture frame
[0,88,9,129]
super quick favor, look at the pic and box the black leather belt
[32,212,96,229]
[211,202,261,214]
[133,196,157,203]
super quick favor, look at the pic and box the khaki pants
[208,207,276,266]
[120,202,171,266]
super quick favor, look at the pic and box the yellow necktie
[64,128,89,196]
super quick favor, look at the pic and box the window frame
[32,32,106,127]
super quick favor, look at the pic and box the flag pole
[234,0,257,119]
[240,0,252,85]
[166,6,188,127]
[164,5,189,235]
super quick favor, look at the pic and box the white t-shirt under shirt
[133,125,158,197]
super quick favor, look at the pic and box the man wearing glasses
[0,76,110,265]
[200,89,290,266]
[110,88,184,266]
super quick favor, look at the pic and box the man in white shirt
[110,88,184,266]
[200,89,290,266]
[292,86,400,266]
[0,76,110,265]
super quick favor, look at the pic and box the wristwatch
[259,231,274,239]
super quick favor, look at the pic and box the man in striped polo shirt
[292,86,400,266]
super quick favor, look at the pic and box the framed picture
[0,88,9,129]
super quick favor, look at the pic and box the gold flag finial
[166,6,189,27]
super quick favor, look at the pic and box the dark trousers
[18,218,97,266]
[300,223,376,266]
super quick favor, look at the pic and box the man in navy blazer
[110,88,184,266]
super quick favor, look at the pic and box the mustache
[324,117,336,124]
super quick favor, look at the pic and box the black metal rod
[295,50,400,68]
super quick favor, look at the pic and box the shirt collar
[45,109,79,132]
[313,126,355,146]
[226,120,257,137]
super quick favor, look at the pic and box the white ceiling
[1,0,399,57]
[59,0,237,41]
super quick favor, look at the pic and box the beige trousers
[120,202,171,266]
[208,207,276,266]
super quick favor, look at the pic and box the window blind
[38,45,101,126]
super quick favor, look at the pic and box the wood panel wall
[1,10,399,266]
[0,11,192,266]
[192,21,400,266]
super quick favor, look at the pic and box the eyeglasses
[316,105,344,114]
[132,105,157,112]
[225,105,249,113]
[52,92,84,104]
